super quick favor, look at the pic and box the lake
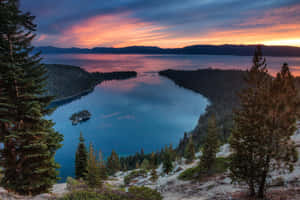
[43,54,300,181]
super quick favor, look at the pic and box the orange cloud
[36,5,300,48]
[55,13,170,48]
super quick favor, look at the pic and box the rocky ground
[108,133,300,200]
[1,133,300,200]
[0,183,67,200]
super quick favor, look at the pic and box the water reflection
[43,53,300,181]
[43,53,300,76]
[51,71,209,181]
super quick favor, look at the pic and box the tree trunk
[249,180,256,197]
[258,176,266,199]
[258,160,269,199]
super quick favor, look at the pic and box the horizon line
[36,44,300,49]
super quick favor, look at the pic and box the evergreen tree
[141,159,150,170]
[163,150,173,174]
[184,137,195,164]
[140,148,144,157]
[0,0,63,195]
[106,150,121,175]
[75,132,87,180]
[135,162,140,169]
[199,115,220,173]
[98,150,107,180]
[86,144,102,188]
[150,152,157,169]
[229,46,299,198]
[168,144,176,161]
[178,132,189,157]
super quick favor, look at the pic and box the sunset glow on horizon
[21,0,300,48]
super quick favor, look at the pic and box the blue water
[43,54,300,181]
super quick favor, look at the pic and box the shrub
[178,166,199,181]
[66,177,84,192]
[128,186,163,200]
[150,169,158,182]
[124,169,147,185]
[59,191,102,200]
[59,186,162,200]
[178,157,229,181]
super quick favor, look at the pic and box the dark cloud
[20,0,300,47]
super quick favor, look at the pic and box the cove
[50,72,209,181]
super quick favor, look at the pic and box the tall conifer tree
[0,0,63,195]
[199,115,220,173]
[98,150,107,180]
[184,137,196,164]
[163,149,173,174]
[106,150,121,175]
[75,132,87,179]
[86,144,102,188]
[230,47,299,198]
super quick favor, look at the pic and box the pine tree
[141,159,150,170]
[178,132,189,157]
[106,150,121,175]
[135,162,140,169]
[150,152,157,169]
[75,132,87,180]
[184,137,195,164]
[98,150,107,180]
[0,0,63,195]
[86,144,102,188]
[163,150,173,174]
[168,144,176,161]
[199,115,220,173]
[229,46,299,198]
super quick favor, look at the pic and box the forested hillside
[45,64,137,103]
[160,68,300,154]
[159,69,246,153]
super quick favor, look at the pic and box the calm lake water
[43,54,300,181]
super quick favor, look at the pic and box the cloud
[34,12,169,48]
[102,112,121,119]
[20,0,300,47]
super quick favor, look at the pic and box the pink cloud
[101,112,121,119]
[117,115,135,120]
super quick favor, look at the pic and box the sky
[20,0,300,48]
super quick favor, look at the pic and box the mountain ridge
[36,44,300,57]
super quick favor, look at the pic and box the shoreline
[46,64,137,107]
[159,68,246,154]
[50,88,94,107]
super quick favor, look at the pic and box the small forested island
[70,110,91,125]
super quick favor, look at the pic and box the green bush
[124,169,147,185]
[59,191,102,200]
[129,186,163,200]
[66,177,84,192]
[212,157,229,173]
[178,157,229,181]
[59,186,162,200]
[178,166,199,181]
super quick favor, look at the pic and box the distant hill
[36,45,300,57]
[45,64,137,106]
[159,68,300,155]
